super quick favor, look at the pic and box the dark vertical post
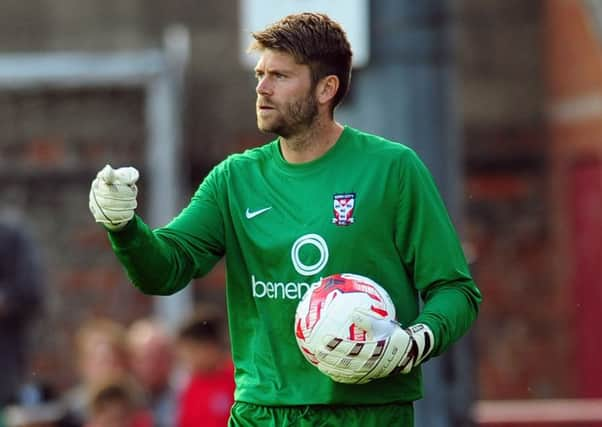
[338,1,475,425]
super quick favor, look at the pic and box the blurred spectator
[84,380,152,427]
[62,318,132,426]
[126,319,177,427]
[0,220,44,406]
[175,307,234,427]
[2,382,77,427]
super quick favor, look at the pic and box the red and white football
[294,273,396,367]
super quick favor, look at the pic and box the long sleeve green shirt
[108,126,482,405]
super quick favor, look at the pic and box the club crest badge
[332,193,356,226]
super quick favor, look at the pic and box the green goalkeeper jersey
[109,125,481,406]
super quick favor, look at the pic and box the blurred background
[0,0,601,426]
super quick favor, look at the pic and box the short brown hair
[177,304,225,346]
[88,379,139,416]
[250,12,353,111]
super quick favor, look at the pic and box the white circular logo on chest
[290,233,329,276]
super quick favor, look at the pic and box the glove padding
[313,308,435,384]
[89,164,139,231]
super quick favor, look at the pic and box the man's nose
[256,77,272,96]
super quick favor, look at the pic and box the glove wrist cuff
[102,220,130,232]
[397,323,435,374]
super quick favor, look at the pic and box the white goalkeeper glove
[314,308,435,384]
[89,164,139,231]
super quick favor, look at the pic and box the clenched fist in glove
[89,164,139,231]
[313,307,435,384]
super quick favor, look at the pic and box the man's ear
[316,75,340,105]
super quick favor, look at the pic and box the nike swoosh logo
[245,206,272,219]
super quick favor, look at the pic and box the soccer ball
[294,273,396,368]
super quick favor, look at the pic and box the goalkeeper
[89,12,482,427]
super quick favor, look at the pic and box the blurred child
[62,317,132,426]
[175,307,234,427]
[126,319,177,427]
[85,381,151,427]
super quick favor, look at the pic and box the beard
[257,91,319,138]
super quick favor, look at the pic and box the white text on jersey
[252,275,321,300]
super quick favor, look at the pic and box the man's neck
[280,119,344,164]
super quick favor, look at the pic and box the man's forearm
[416,280,481,356]
[108,215,195,295]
